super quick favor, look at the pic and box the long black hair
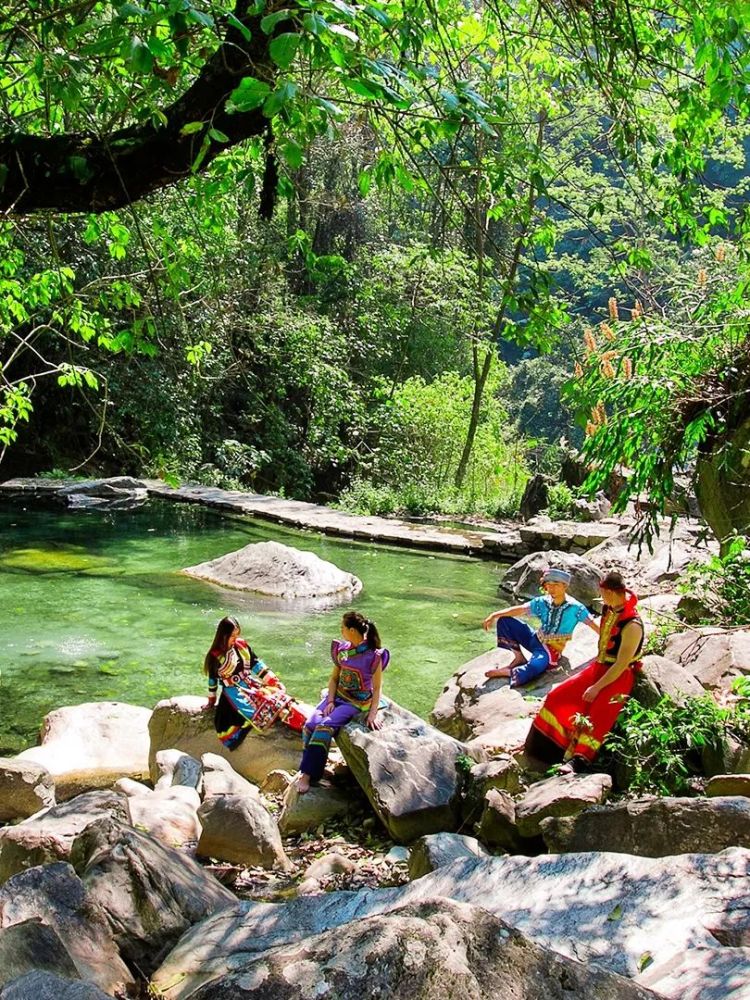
[342,610,381,650]
[203,616,240,679]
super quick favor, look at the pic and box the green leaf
[261,10,293,34]
[227,77,271,112]
[606,904,623,922]
[129,36,153,73]
[343,77,381,99]
[269,33,301,70]
[263,81,298,117]
[303,13,327,35]
[358,169,372,196]
[279,139,303,168]
[227,12,252,41]
[328,23,359,43]
[638,952,654,972]
[180,121,205,136]
[209,128,230,143]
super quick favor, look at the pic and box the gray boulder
[197,794,290,870]
[0,790,127,886]
[515,772,612,838]
[149,696,305,786]
[0,920,80,987]
[664,629,750,693]
[0,863,133,994]
[154,749,203,793]
[60,477,148,511]
[501,550,601,606]
[408,833,490,880]
[336,701,478,842]
[277,781,354,836]
[126,785,203,849]
[183,539,362,601]
[0,971,111,1000]
[634,655,705,707]
[475,789,522,851]
[0,760,55,822]
[70,817,237,977]
[201,753,261,800]
[183,898,656,1000]
[152,850,750,1000]
[542,796,750,856]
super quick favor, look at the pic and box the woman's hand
[366,710,381,731]
[583,684,601,704]
[322,699,336,717]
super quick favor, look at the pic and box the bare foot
[295,772,311,794]
[485,666,512,679]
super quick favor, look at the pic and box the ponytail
[342,610,381,650]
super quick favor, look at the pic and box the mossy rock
[0,546,106,574]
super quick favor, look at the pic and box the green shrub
[545,482,576,520]
[601,687,750,795]
[679,536,750,627]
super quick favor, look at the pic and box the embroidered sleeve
[528,596,546,621]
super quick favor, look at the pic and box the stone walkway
[0,477,624,560]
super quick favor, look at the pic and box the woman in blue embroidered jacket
[295,610,389,793]
[482,567,600,687]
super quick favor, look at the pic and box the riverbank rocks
[183,539,362,602]
[475,789,523,851]
[542,796,750,856]
[198,793,290,870]
[0,862,134,994]
[515,772,612,838]
[664,628,750,693]
[587,522,718,592]
[634,654,705,707]
[17,702,151,800]
[0,790,127,886]
[166,897,656,1000]
[502,550,601,606]
[336,701,478,842]
[707,774,750,797]
[408,833,490,879]
[0,759,55,822]
[278,780,355,836]
[149,696,305,785]
[0,920,81,987]
[126,785,202,849]
[151,849,750,1000]
[70,817,237,977]
[1,971,112,1000]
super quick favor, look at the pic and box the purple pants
[299,696,364,782]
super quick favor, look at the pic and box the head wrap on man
[541,568,572,585]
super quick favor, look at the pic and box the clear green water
[0,498,506,754]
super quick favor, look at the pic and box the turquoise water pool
[0,498,507,753]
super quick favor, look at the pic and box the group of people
[203,567,644,789]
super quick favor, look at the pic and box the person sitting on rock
[482,567,599,687]
[295,610,389,794]
[204,616,307,750]
[525,570,645,772]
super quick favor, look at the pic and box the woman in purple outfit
[295,610,389,793]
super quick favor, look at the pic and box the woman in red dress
[525,571,644,772]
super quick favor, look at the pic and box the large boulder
[475,788,523,851]
[706,775,750,797]
[178,898,656,1000]
[0,863,133,995]
[277,781,355,836]
[0,759,55,822]
[664,629,750,693]
[59,476,148,511]
[0,971,112,1000]
[16,702,151,800]
[408,833,490,880]
[201,752,260,799]
[149,697,304,786]
[515,773,612,839]
[0,920,80,987]
[0,790,127,886]
[336,701,478,842]
[70,817,237,977]
[151,850,750,1000]
[154,750,203,793]
[541,796,750,856]
[126,785,203,849]
[197,794,290,870]
[501,550,601,606]
[634,655,705,707]
[183,539,362,601]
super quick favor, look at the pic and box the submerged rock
[183,539,362,602]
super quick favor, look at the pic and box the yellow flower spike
[608,296,619,321]
[583,328,597,354]
[697,268,707,286]
[600,322,615,341]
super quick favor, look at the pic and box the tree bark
[0,2,274,215]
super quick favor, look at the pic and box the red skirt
[531,659,638,762]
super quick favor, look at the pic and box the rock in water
[183,539,362,601]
